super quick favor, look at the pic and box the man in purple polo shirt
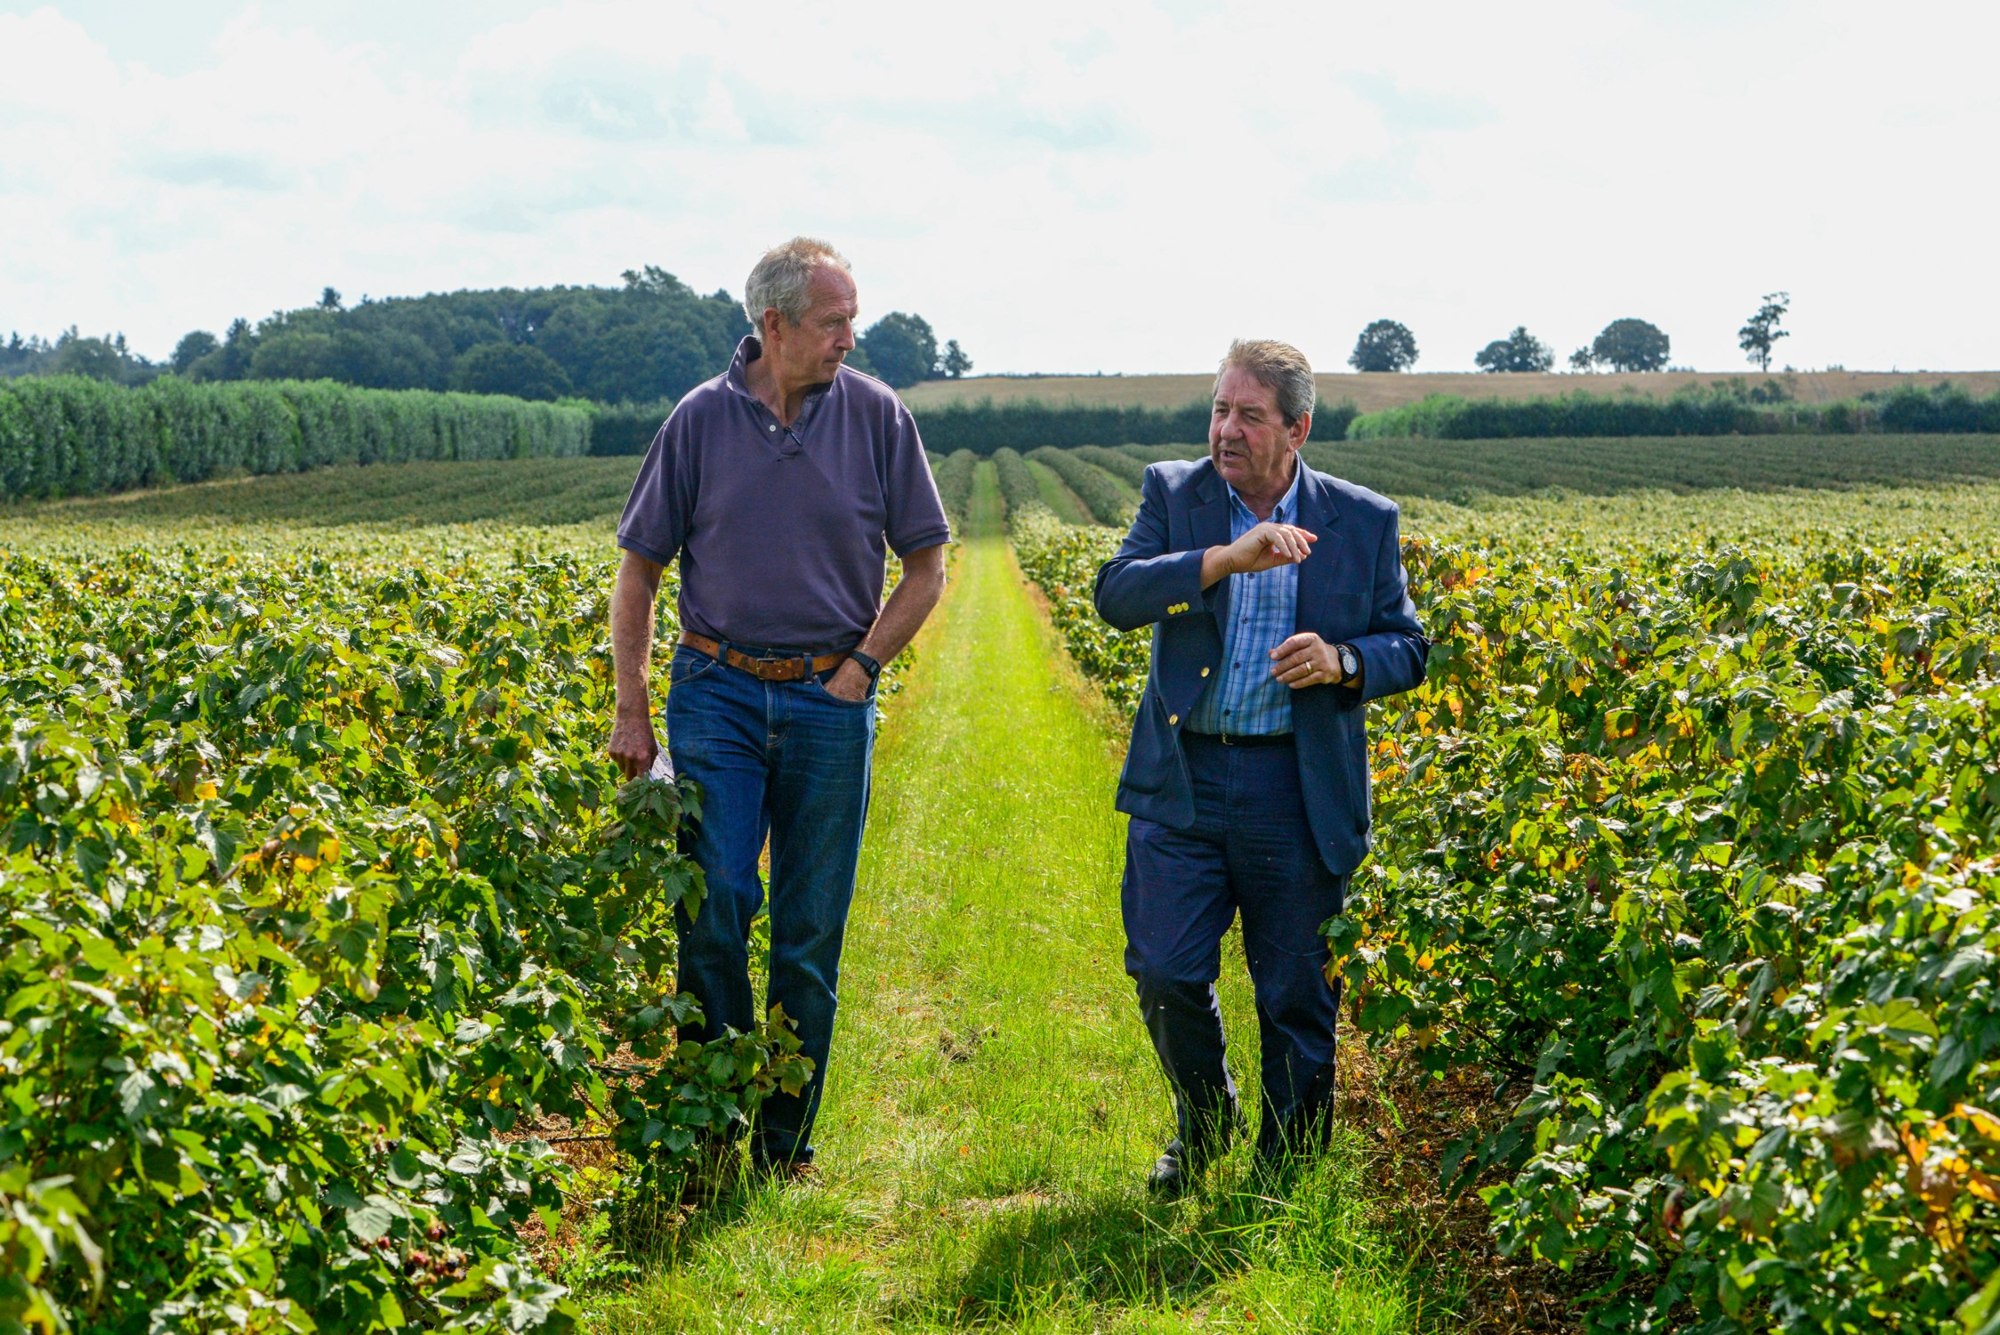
[608,237,950,1177]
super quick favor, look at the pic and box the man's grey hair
[1217,339,1316,427]
[744,237,852,330]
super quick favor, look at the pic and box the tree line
[1346,293,1796,375]
[1345,379,2000,439]
[1,268,973,405]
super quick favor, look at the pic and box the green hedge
[586,398,675,456]
[0,376,593,501]
[991,447,1040,523]
[1349,383,2000,440]
[1028,446,1137,525]
[910,397,1357,454]
[931,448,977,531]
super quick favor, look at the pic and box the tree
[172,331,219,375]
[621,265,692,299]
[1348,319,1418,372]
[1474,326,1554,373]
[858,312,938,388]
[46,328,126,382]
[1590,318,1671,372]
[194,318,256,381]
[318,287,343,312]
[1568,346,1598,372]
[248,332,339,381]
[449,343,574,400]
[1738,291,1790,373]
[941,339,972,379]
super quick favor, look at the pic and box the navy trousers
[1121,733,1347,1162]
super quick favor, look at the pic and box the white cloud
[0,0,1995,374]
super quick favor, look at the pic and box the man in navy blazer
[1094,339,1427,1194]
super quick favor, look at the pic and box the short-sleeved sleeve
[883,404,951,557]
[615,416,691,567]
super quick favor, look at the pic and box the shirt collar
[725,334,838,409]
[724,335,761,401]
[1223,456,1303,525]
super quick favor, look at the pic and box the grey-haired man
[608,238,951,1174]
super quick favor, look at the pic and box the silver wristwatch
[1335,643,1360,681]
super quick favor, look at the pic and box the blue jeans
[1122,734,1348,1161]
[665,643,876,1166]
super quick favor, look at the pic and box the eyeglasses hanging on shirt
[762,418,808,459]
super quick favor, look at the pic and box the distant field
[14,437,2000,546]
[901,369,2000,414]
[6,456,642,530]
[1039,433,2000,505]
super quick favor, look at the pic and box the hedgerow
[1027,447,1136,526]
[990,449,1041,525]
[931,449,977,532]
[1347,383,2000,440]
[0,377,592,501]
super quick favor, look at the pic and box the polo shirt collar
[725,335,838,412]
[1222,455,1303,525]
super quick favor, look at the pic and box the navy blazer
[1093,458,1429,875]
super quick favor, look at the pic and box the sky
[3,0,1997,376]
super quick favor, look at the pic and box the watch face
[1339,645,1358,675]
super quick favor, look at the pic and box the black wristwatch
[849,649,883,684]
[1335,643,1360,683]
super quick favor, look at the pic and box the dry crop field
[900,369,2000,414]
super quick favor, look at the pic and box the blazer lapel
[1190,464,1233,633]
[1295,465,1343,617]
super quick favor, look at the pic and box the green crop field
[6,448,1999,1334]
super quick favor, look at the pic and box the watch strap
[849,649,883,682]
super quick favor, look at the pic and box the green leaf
[1961,1267,2000,1335]
[345,1201,395,1244]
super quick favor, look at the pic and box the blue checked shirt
[1187,465,1302,736]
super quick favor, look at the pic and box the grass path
[586,464,1419,1333]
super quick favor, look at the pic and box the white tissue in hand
[648,750,675,782]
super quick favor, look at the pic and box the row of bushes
[1349,382,2000,440]
[930,449,977,531]
[911,398,1362,454]
[585,399,676,456]
[1029,446,1136,525]
[990,447,1041,523]
[0,376,593,501]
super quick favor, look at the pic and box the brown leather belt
[678,631,848,683]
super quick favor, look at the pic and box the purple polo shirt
[616,336,951,653]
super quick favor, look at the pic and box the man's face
[1209,366,1307,499]
[765,267,858,386]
